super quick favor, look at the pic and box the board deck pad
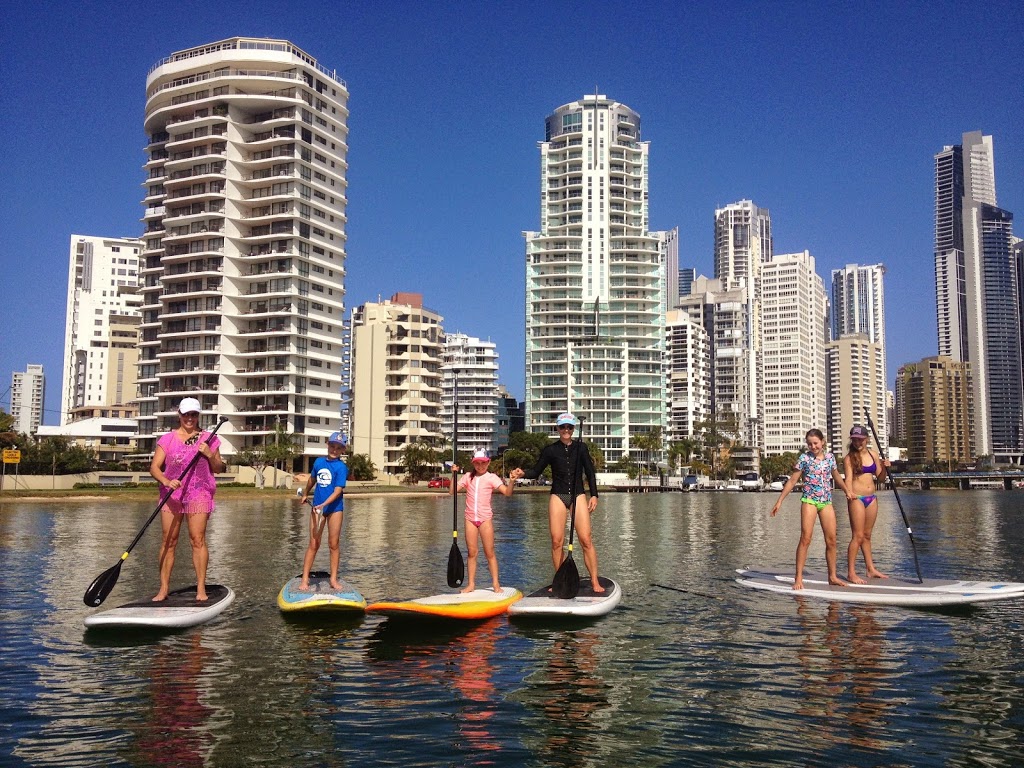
[278,571,366,613]
[365,586,522,620]
[507,577,621,617]
[84,584,234,629]
[735,568,1024,607]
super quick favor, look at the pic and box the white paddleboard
[84,584,235,629]
[278,571,366,613]
[507,577,621,617]
[736,568,1024,607]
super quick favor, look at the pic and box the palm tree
[633,426,663,484]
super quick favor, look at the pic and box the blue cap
[556,412,576,426]
[328,432,347,446]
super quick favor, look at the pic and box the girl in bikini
[843,425,890,583]
[771,428,854,590]
[451,450,514,593]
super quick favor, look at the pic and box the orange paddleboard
[366,587,521,620]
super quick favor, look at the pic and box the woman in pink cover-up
[149,397,225,601]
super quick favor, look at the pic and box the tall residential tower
[136,38,349,465]
[934,131,1021,460]
[524,95,667,461]
[61,235,143,424]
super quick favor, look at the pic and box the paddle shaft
[864,410,923,583]
[452,368,459,534]
[446,369,465,588]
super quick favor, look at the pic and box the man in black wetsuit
[511,413,603,593]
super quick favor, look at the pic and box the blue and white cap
[327,431,347,446]
[556,412,576,426]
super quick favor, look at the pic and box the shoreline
[0,485,555,503]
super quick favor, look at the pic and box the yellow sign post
[1,449,20,492]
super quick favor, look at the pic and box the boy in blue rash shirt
[298,432,349,590]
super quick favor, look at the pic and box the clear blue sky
[2,1,1021,424]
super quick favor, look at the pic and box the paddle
[83,416,228,607]
[864,409,923,583]
[551,416,583,599]
[446,368,465,588]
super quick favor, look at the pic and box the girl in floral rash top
[769,428,853,590]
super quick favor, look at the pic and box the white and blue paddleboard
[278,571,366,613]
[85,584,235,629]
[507,577,621,618]
[736,568,1024,607]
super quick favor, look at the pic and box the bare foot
[867,569,888,579]
[592,582,606,594]
[792,580,804,590]
[152,592,168,602]
[461,584,476,594]
[492,585,502,593]
[298,582,312,592]
[329,580,342,591]
[828,576,848,587]
[848,573,867,584]
[196,591,209,602]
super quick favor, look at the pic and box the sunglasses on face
[558,425,574,431]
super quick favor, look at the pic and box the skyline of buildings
[3,35,1019,472]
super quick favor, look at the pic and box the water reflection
[2,491,1024,766]
[131,634,214,767]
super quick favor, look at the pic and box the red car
[427,477,451,489]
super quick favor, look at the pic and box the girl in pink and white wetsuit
[450,451,514,593]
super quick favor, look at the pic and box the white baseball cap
[471,450,490,463]
[178,397,202,414]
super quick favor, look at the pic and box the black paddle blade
[83,559,124,607]
[447,540,465,588]
[551,552,581,599]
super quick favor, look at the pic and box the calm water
[2,489,1023,767]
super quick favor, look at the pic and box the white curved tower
[137,38,348,464]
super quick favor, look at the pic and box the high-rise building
[350,293,443,476]
[495,385,523,451]
[760,251,828,454]
[11,364,45,435]
[523,95,667,462]
[678,267,696,301]
[677,276,751,447]
[61,235,143,424]
[897,356,974,468]
[826,334,887,451]
[665,309,710,444]
[136,38,349,466]
[442,333,500,456]
[934,131,1022,460]
[829,263,888,443]
[664,227,680,308]
[710,201,772,448]
[714,200,772,291]
[831,263,886,348]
